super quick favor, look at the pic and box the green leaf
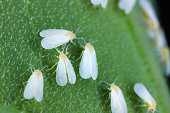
[0,104,21,113]
[0,0,170,112]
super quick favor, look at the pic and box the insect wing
[65,58,76,84]
[56,58,68,86]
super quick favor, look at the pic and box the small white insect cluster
[104,82,156,113]
[22,1,164,113]
[23,29,98,102]
[139,0,170,76]
[40,29,98,86]
[90,0,137,14]
[118,0,137,14]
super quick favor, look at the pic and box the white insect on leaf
[56,52,76,86]
[24,70,44,102]
[40,29,76,49]
[79,43,98,80]
[139,0,159,36]
[160,46,170,75]
[134,83,157,112]
[153,30,167,50]
[109,83,127,113]
[118,0,137,14]
[90,0,108,8]
[139,0,170,76]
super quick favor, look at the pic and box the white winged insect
[139,0,159,35]
[24,70,43,102]
[153,30,167,50]
[160,46,170,75]
[40,29,76,49]
[134,83,156,112]
[108,82,127,113]
[118,0,137,14]
[90,0,108,8]
[79,43,98,80]
[56,52,76,86]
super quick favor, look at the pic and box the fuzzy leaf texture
[0,0,170,113]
